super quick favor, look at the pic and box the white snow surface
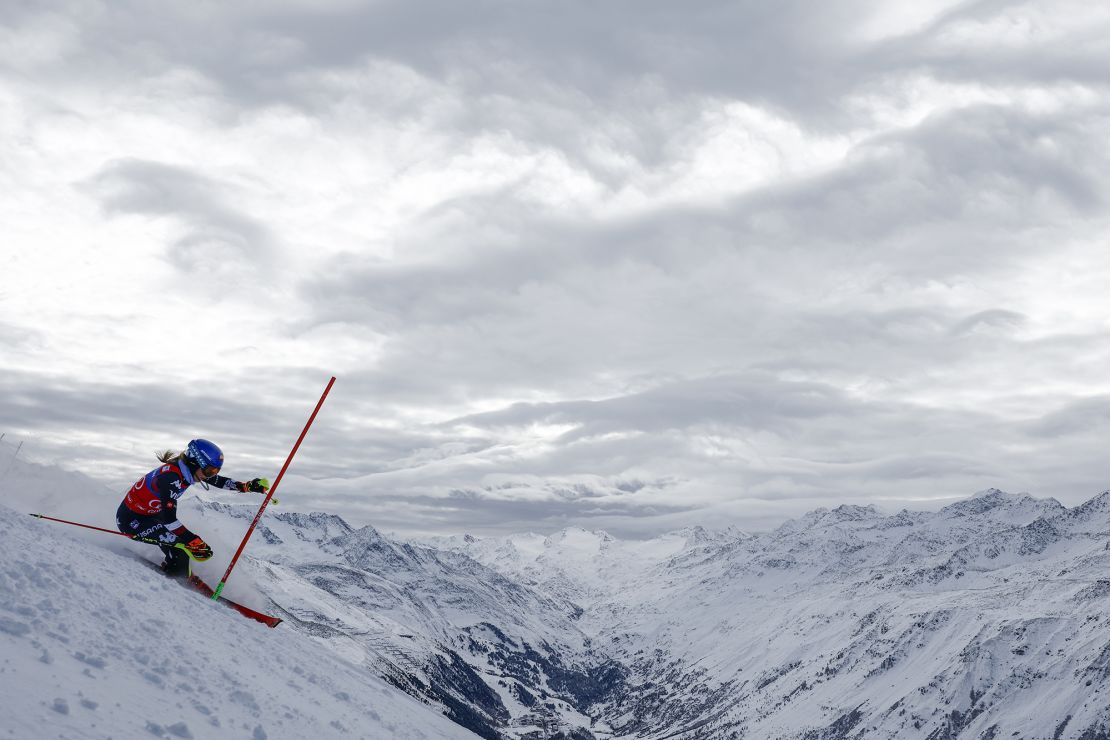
[0,445,475,740]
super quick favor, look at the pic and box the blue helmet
[185,438,224,474]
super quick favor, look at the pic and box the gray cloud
[6,0,1110,537]
[0,322,44,350]
[14,0,1107,171]
[80,159,277,277]
[283,485,697,539]
[298,100,1106,407]
[450,373,853,437]
[880,0,1110,89]
[950,309,1027,337]
[8,1,872,105]
[0,367,345,483]
[1026,396,1110,438]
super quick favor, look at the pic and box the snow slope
[0,441,616,739]
[0,443,476,740]
[0,504,482,740]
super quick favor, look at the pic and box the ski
[126,552,283,628]
[185,574,283,628]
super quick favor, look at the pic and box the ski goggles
[198,465,220,478]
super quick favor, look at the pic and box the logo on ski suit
[124,464,188,516]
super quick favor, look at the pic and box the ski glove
[175,536,213,562]
[170,526,213,561]
[237,478,270,494]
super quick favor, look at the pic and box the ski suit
[116,460,243,574]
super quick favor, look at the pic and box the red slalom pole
[30,513,131,537]
[212,375,335,600]
[28,513,169,547]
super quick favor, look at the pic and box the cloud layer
[4,1,1110,536]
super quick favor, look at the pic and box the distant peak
[666,523,710,534]
[551,526,612,541]
[774,503,881,533]
[658,525,704,540]
[941,489,1062,518]
[1069,490,1110,516]
[971,487,1008,499]
[665,525,708,537]
[829,504,881,520]
[273,509,354,534]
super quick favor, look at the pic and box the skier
[116,439,269,576]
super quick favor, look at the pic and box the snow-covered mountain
[6,437,1110,739]
[428,490,1110,739]
[185,500,611,739]
[421,526,743,609]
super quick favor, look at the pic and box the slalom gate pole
[212,375,335,601]
[28,513,167,547]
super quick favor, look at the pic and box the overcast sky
[4,0,1110,538]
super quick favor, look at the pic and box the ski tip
[188,576,282,628]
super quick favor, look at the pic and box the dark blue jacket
[122,460,242,529]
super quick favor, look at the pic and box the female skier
[116,439,269,576]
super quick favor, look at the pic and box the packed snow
[0,442,476,740]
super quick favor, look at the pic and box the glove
[175,536,213,562]
[170,526,213,561]
[237,478,270,494]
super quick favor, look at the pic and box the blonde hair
[157,449,185,464]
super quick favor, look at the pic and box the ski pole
[29,513,168,547]
[212,375,335,601]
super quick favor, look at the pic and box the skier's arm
[206,474,270,494]
[205,474,240,492]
